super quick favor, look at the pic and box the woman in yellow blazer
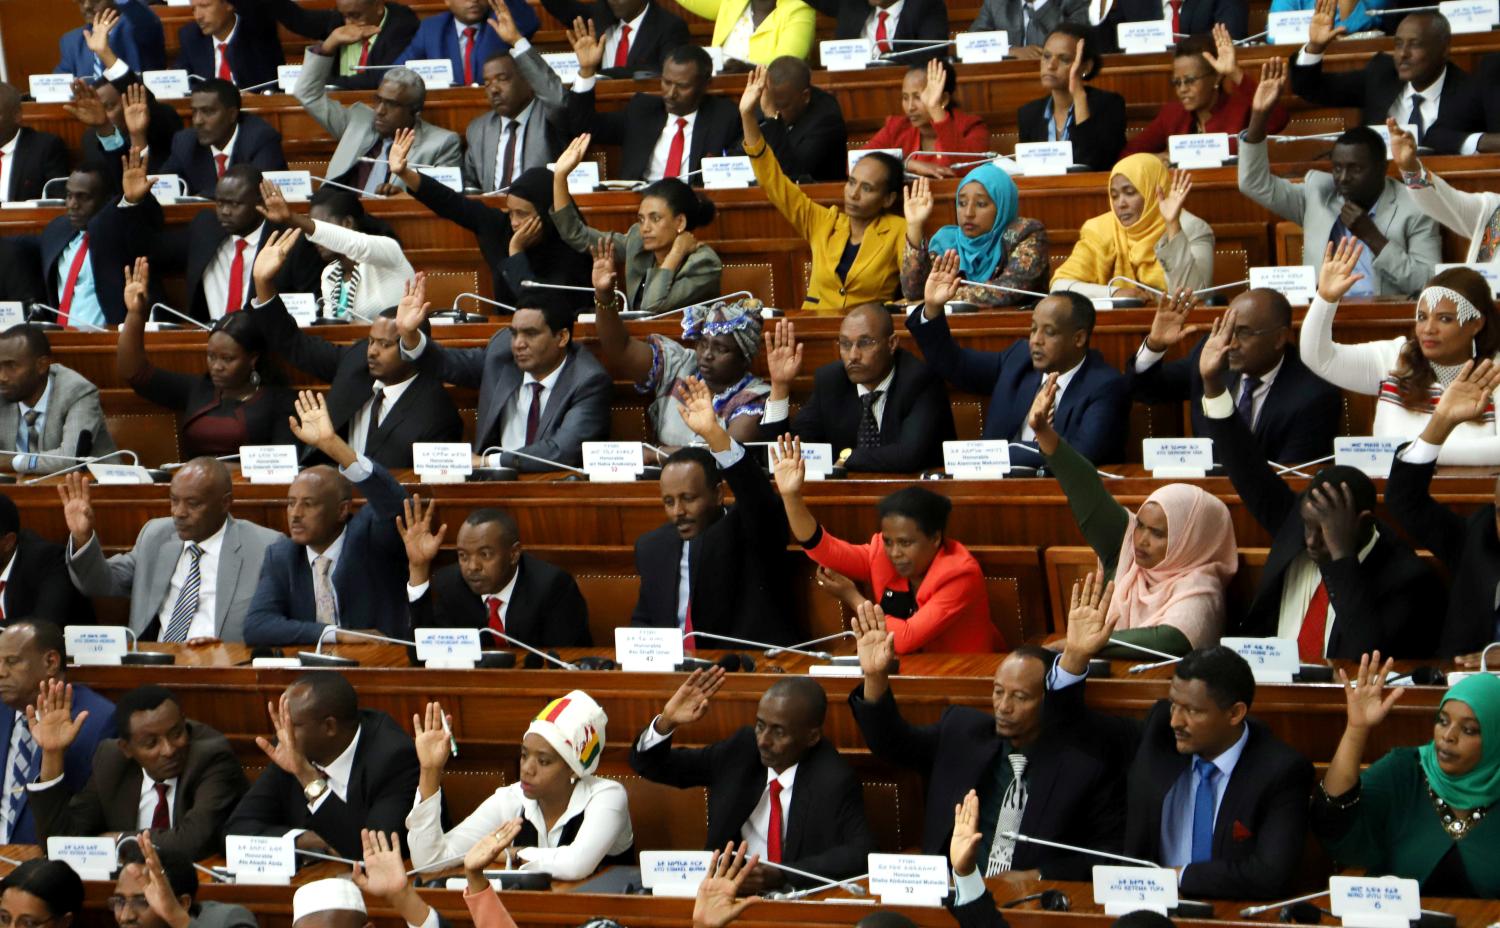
[740,66,905,312]
[676,0,815,66]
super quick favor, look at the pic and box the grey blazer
[66,515,285,642]
[1238,137,1440,297]
[551,202,723,314]
[294,48,462,189]
[970,0,1090,45]
[0,364,116,472]
[191,903,258,928]
[462,46,569,191]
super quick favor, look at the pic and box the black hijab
[499,168,592,305]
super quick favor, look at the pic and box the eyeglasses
[1167,74,1213,89]
[1,913,60,928]
[107,897,152,916]
[837,337,884,352]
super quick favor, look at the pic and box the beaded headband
[1417,286,1482,325]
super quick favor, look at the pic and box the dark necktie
[1409,93,1426,141]
[857,391,883,448]
[368,385,385,442]
[1235,376,1260,428]
[352,136,386,191]
[524,382,543,445]
[22,410,38,454]
[498,119,519,189]
[151,782,171,830]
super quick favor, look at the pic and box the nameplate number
[1169,132,1229,169]
[639,851,714,895]
[1116,19,1172,53]
[1142,437,1213,477]
[64,625,128,665]
[1440,0,1500,33]
[1221,637,1299,682]
[46,837,116,880]
[1265,10,1314,45]
[955,31,1009,63]
[142,69,191,100]
[1014,141,1074,176]
[943,440,1011,479]
[1329,876,1421,928]
[414,628,482,663]
[263,170,314,202]
[820,39,873,71]
[29,75,74,104]
[406,59,455,88]
[700,156,755,189]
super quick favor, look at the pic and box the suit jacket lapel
[117,764,146,829]
[213,520,242,636]
[536,356,577,436]
[843,221,893,291]
[481,361,522,448]
[145,538,183,620]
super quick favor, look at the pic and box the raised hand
[1157,168,1192,230]
[566,17,604,75]
[950,790,983,877]
[463,819,525,874]
[1066,38,1087,97]
[352,830,410,900]
[692,843,761,928]
[740,65,768,117]
[86,8,120,62]
[397,496,447,573]
[1145,287,1198,352]
[920,57,949,123]
[1201,22,1240,83]
[658,666,727,733]
[1337,651,1403,730]
[64,79,108,129]
[852,599,895,677]
[903,177,933,231]
[1387,117,1419,175]
[1307,0,1348,53]
[1025,371,1059,445]
[509,215,543,256]
[555,133,591,179]
[288,390,337,447]
[1253,58,1285,114]
[121,147,150,204]
[1304,481,1367,561]
[486,0,522,45]
[256,178,297,226]
[763,319,803,388]
[1316,238,1366,303]
[255,693,316,782]
[1064,570,1118,664]
[395,272,432,338]
[589,239,618,297]
[674,376,724,442]
[771,433,805,497]
[123,83,150,141]
[252,227,302,302]
[138,832,189,928]
[922,249,961,318]
[26,680,87,754]
[1198,305,1237,395]
[389,127,415,177]
[1432,359,1500,428]
[56,473,95,548]
[322,22,380,54]
[411,701,454,771]
[123,256,150,318]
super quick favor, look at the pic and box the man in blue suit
[56,0,165,78]
[158,80,287,197]
[0,619,115,844]
[244,392,412,646]
[176,0,284,88]
[395,0,539,86]
[908,252,1129,465]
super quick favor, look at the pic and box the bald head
[168,458,233,542]
[286,466,353,551]
[838,304,898,387]
[1224,288,1293,378]
[755,678,826,772]
[284,673,360,768]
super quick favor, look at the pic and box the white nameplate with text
[582,441,645,482]
[419,166,464,192]
[869,853,949,907]
[1222,637,1299,682]
[415,628,483,665]
[944,440,1012,478]
[1249,265,1317,305]
[226,835,295,885]
[1093,866,1178,915]
[280,292,319,326]
[1169,132,1230,168]
[1117,19,1172,53]
[1438,263,1500,295]
[848,147,902,174]
[87,463,154,485]
[29,75,74,104]
[956,31,1010,62]
[1143,437,1213,477]
[47,837,117,880]
[277,65,303,92]
[1014,141,1074,176]
[0,303,25,328]
[406,59,455,88]
[1440,0,1500,32]
[1329,876,1420,928]
[1266,10,1314,45]
[240,444,299,484]
[701,156,755,189]
[413,442,474,483]
[615,627,685,672]
[263,170,314,202]
[821,39,874,71]
[1334,437,1401,478]
[640,851,714,896]
[65,626,129,665]
[142,69,192,99]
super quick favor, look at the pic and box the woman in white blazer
[1391,120,1500,264]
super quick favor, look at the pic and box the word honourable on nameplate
[65,625,129,666]
[419,166,464,192]
[226,835,296,885]
[1440,0,1500,33]
[541,53,581,84]
[583,441,645,482]
[868,853,949,908]
[943,440,1011,479]
[1438,262,1500,296]
[639,851,714,896]
[142,69,192,100]
[1221,637,1298,683]
[413,442,474,484]
[1169,132,1230,169]
[1249,265,1317,305]
[415,628,483,667]
[1142,437,1212,478]
[701,156,755,189]
[1093,865,1178,916]
[87,462,154,485]
[29,74,74,104]
[1334,436,1400,479]
[821,38,874,71]
[0,303,25,329]
[280,292,319,326]
[1116,19,1172,54]
[150,174,183,205]
[1265,10,1315,45]
[46,837,117,881]
[848,147,902,174]
[955,30,1009,63]
[263,170,314,202]
[1014,141,1074,177]
[240,444,300,484]
[277,65,303,93]
[615,627,685,673]
[1329,876,1421,928]
[406,59,455,88]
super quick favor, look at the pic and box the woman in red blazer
[865,59,991,179]
[771,435,1002,654]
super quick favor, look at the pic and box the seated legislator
[225,671,421,857]
[0,862,82,928]
[403,500,592,646]
[115,834,257,928]
[553,135,723,315]
[631,669,875,893]
[1017,25,1125,174]
[1122,29,1286,159]
[393,0,540,82]
[752,56,847,183]
[1033,378,1236,654]
[1393,120,1500,264]
[408,695,633,878]
[1196,310,1440,660]
[971,0,1088,49]
[1051,155,1213,300]
[242,393,414,646]
[175,0,284,88]
[672,0,814,68]
[900,169,1049,308]
[395,276,611,469]
[866,61,989,179]
[1271,0,1381,34]
[156,81,287,198]
[1050,593,1313,900]
[1302,244,1500,464]
[741,67,904,312]
[776,437,1000,654]
[631,381,797,644]
[1313,656,1500,896]
[759,309,955,473]
[62,458,285,644]
[72,73,183,178]
[0,325,117,473]
[0,84,69,203]
[0,620,116,843]
[803,0,946,62]
[1126,287,1342,464]
[909,253,1128,465]
[265,0,421,91]
[540,0,690,77]
[850,617,1121,875]
[28,684,247,860]
[1241,65,1438,298]
[56,2,165,77]
[0,494,90,624]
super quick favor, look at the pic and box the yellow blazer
[674,0,815,64]
[746,136,904,312]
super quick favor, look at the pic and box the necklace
[1432,360,1468,388]
[1426,784,1487,839]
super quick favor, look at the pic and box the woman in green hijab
[1313,651,1500,897]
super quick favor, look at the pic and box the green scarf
[1418,673,1500,809]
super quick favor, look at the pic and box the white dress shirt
[1275,529,1380,653]
[211,18,239,80]
[676,541,692,628]
[863,0,905,44]
[0,133,18,203]
[202,219,262,320]
[406,562,519,634]
[740,765,797,857]
[305,528,348,623]
[0,550,16,619]
[761,365,895,426]
[210,124,240,171]
[1136,344,1285,430]
[137,772,179,829]
[14,376,52,456]
[493,100,534,186]
[1018,357,1084,441]
[602,6,649,68]
[646,110,699,181]
[498,360,568,450]
[155,519,228,641]
[308,725,362,812]
[349,372,417,455]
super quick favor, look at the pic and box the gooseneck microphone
[1239,891,1331,918]
[27,304,107,332]
[149,302,213,331]
[19,449,142,484]
[996,832,1160,868]
[646,290,754,321]
[764,630,854,659]
[477,445,588,475]
[757,861,868,897]
[683,631,835,660]
[479,627,579,670]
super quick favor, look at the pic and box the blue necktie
[1190,758,1217,863]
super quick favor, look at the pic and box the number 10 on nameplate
[868,853,949,907]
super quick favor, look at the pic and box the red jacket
[806,529,1001,654]
[865,108,991,166]
[1122,76,1289,157]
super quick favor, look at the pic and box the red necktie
[358,37,373,67]
[486,596,505,635]
[663,117,687,179]
[613,23,631,68]
[225,239,249,315]
[1169,0,1182,35]
[1297,581,1329,661]
[151,782,170,830]
[766,780,784,863]
[57,232,90,327]
[217,42,231,80]
[214,153,228,178]
[875,10,890,52]
[524,381,543,444]
[462,26,478,84]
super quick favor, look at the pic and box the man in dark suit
[566,44,743,184]
[225,671,421,857]
[0,85,69,204]
[910,262,1128,465]
[394,0,541,85]
[0,494,91,625]
[1099,0,1247,44]
[760,306,954,473]
[1051,592,1313,900]
[1439,51,1500,153]
[267,0,422,90]
[242,393,413,646]
[0,619,116,844]
[176,0,284,88]
[805,0,948,61]
[403,502,592,647]
[1196,313,1439,660]
[753,57,847,183]
[28,685,247,860]
[631,669,875,893]
[541,0,689,76]
[56,0,165,78]
[1125,288,1342,464]
[157,81,287,197]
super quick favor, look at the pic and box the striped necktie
[986,753,1028,875]
[160,544,204,643]
[4,719,35,841]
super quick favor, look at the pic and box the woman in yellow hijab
[1051,154,1215,300]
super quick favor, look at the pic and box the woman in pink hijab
[1029,374,1237,656]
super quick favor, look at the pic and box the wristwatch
[303,778,329,802]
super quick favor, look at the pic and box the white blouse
[309,218,414,320]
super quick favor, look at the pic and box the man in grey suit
[114,832,256,928]
[396,277,610,471]
[61,457,284,643]
[30,685,247,861]
[0,325,116,475]
[293,47,461,194]
[969,0,1089,52]
[1240,64,1439,297]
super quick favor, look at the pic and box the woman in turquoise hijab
[900,166,1049,308]
[1313,652,1500,897]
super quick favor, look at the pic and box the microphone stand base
[121,651,175,665]
[469,467,519,482]
[477,651,518,669]
[296,651,360,667]
[1293,664,1334,683]
[1087,659,1113,678]
[1170,902,1214,919]
[147,469,173,483]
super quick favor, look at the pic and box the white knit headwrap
[1418,286,1482,324]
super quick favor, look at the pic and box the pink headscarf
[1108,484,1237,649]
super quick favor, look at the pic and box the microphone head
[9,454,26,475]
